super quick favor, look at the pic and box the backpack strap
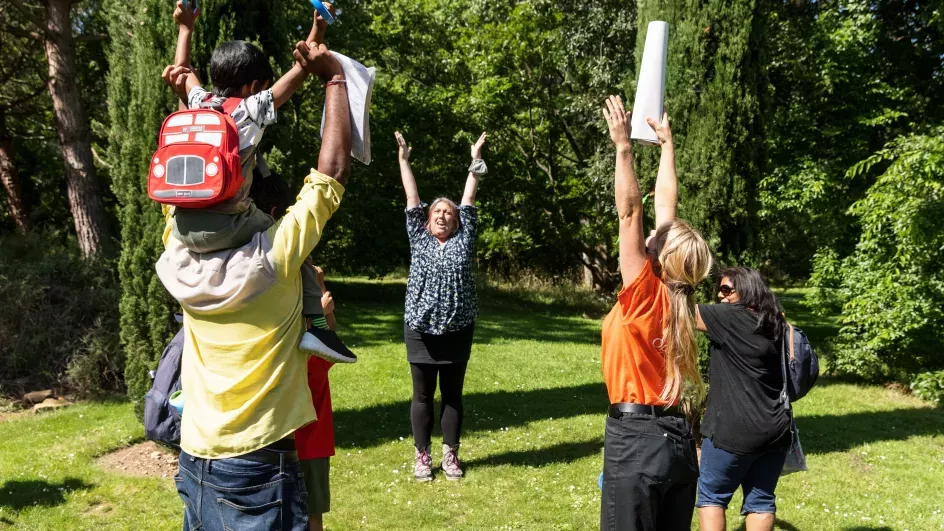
[780,322,797,445]
[221,97,242,115]
[197,94,242,115]
[780,329,791,411]
[197,92,224,110]
[788,323,796,362]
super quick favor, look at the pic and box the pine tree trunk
[0,109,32,233]
[43,0,111,257]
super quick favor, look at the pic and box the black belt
[608,402,682,418]
[238,437,298,466]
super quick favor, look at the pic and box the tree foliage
[1,0,943,396]
[759,0,944,278]
[808,129,944,381]
[633,0,768,265]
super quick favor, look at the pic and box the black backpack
[780,323,819,405]
[144,317,184,447]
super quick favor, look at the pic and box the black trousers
[409,362,468,450]
[600,412,699,531]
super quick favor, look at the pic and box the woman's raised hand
[646,112,672,147]
[603,95,631,150]
[471,132,487,160]
[395,131,412,163]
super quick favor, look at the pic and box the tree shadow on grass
[797,408,944,454]
[332,279,602,348]
[0,478,93,511]
[334,382,608,450]
[465,439,602,470]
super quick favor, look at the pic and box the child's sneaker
[414,446,433,482]
[300,328,357,363]
[441,444,463,480]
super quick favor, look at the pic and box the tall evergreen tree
[632,0,768,262]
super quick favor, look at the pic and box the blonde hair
[427,197,460,234]
[654,220,713,406]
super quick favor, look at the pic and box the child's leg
[302,258,327,329]
[300,457,330,529]
[299,260,356,363]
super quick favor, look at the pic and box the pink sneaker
[441,444,463,480]
[414,446,433,482]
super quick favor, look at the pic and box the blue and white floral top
[404,203,479,335]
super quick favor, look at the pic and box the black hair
[720,267,786,342]
[209,41,275,98]
[249,167,293,217]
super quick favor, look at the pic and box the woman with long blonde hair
[600,95,713,531]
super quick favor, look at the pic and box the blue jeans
[175,451,309,531]
[696,437,788,515]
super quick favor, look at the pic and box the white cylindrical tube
[630,21,669,145]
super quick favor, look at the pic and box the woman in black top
[395,130,487,482]
[694,267,792,531]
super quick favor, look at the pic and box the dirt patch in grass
[97,441,179,479]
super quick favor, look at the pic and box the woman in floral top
[395,130,487,482]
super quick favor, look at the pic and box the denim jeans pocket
[216,494,282,531]
[175,474,202,530]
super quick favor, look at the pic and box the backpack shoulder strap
[220,97,242,115]
[780,326,791,411]
[788,323,796,361]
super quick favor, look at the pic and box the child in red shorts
[296,265,337,530]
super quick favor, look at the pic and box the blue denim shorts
[696,437,788,515]
[175,451,309,531]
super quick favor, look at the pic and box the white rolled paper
[631,21,669,145]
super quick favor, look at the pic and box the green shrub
[807,129,944,381]
[0,233,121,397]
[910,371,944,405]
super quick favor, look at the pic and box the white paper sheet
[630,21,669,146]
[320,52,376,165]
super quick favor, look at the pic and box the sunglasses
[719,284,736,297]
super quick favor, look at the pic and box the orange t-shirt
[601,260,672,406]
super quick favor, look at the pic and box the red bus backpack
[148,97,243,208]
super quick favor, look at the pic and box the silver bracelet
[468,158,488,175]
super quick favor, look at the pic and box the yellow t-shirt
[157,170,344,459]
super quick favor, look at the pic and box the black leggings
[410,362,468,450]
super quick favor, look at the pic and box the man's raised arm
[266,43,351,281]
[294,42,351,185]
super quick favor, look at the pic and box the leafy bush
[910,371,944,405]
[807,129,944,381]
[0,233,121,397]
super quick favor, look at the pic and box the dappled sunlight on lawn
[0,283,942,529]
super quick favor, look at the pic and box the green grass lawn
[1,280,942,530]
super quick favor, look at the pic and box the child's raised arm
[170,1,202,107]
[173,1,198,69]
[271,5,333,110]
[308,2,333,45]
